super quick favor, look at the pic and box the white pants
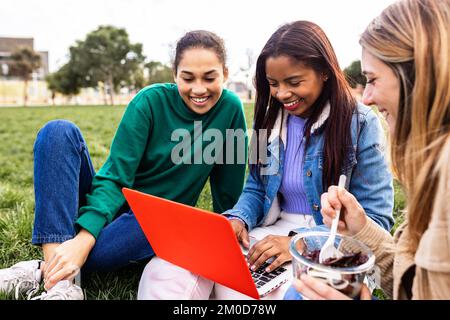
[137,213,316,300]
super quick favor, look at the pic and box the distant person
[293,0,450,300]
[137,20,394,300]
[0,30,247,300]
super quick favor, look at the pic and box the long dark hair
[253,21,356,189]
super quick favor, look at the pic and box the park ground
[0,104,405,299]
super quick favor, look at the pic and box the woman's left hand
[293,274,372,300]
[246,235,292,272]
[42,229,96,289]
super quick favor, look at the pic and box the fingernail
[265,267,270,272]
[251,265,256,271]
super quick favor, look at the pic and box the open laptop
[122,188,291,299]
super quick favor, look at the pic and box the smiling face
[175,47,228,115]
[361,49,400,136]
[265,55,326,117]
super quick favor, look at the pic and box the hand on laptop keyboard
[250,261,287,288]
[246,235,292,273]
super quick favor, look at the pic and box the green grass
[0,104,255,300]
[0,103,405,300]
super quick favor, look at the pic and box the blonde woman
[293,0,450,299]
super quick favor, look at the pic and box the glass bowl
[289,231,375,298]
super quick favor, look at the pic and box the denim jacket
[224,102,394,234]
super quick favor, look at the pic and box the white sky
[1,0,397,76]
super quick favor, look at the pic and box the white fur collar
[268,102,331,145]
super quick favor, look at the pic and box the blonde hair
[360,0,450,251]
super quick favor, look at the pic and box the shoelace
[30,283,81,300]
[23,281,41,300]
[2,269,40,300]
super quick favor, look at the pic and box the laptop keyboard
[250,262,287,288]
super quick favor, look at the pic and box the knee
[137,258,214,300]
[35,120,82,152]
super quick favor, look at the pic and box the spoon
[319,174,347,264]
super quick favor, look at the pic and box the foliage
[9,47,42,81]
[145,61,174,85]
[45,62,83,98]
[392,180,407,233]
[45,25,178,99]
[8,47,42,106]
[343,60,366,88]
[127,68,146,91]
[68,25,145,104]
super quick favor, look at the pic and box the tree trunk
[102,82,108,106]
[108,75,114,106]
[23,79,28,107]
[102,84,108,105]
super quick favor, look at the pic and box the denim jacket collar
[268,102,331,146]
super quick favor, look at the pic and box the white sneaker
[31,280,84,300]
[0,260,42,299]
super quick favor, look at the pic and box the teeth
[284,100,299,107]
[191,97,208,103]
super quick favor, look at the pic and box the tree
[145,61,174,85]
[127,68,146,91]
[343,60,366,88]
[9,47,42,106]
[69,25,145,105]
[45,73,58,106]
[45,61,83,104]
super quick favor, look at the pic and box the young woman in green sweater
[0,30,247,300]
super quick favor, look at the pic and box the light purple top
[279,115,311,214]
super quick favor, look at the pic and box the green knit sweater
[76,83,248,238]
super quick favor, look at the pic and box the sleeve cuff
[75,212,108,239]
[224,214,249,230]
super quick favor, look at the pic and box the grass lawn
[0,103,405,300]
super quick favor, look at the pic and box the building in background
[227,68,255,103]
[0,37,50,106]
[0,37,49,80]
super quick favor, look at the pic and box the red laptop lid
[122,188,259,299]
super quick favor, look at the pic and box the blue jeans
[31,120,155,273]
